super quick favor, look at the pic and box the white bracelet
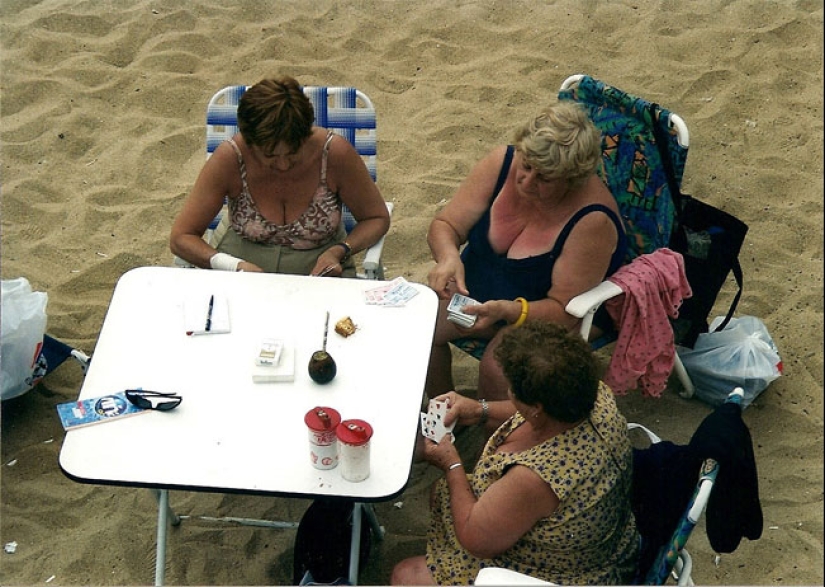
[209,252,243,272]
[448,462,463,471]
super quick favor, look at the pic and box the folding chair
[174,84,392,280]
[453,74,695,398]
[0,334,90,401]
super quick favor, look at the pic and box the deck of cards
[446,293,480,327]
[420,398,456,444]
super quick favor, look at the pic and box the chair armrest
[565,280,623,341]
[565,280,623,318]
[361,202,394,280]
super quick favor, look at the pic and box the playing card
[364,277,417,306]
[383,282,418,306]
[420,412,437,441]
[420,399,455,443]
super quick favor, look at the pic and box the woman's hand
[427,256,468,299]
[434,391,482,428]
[421,433,461,471]
[311,246,348,277]
[460,299,514,331]
[236,260,264,273]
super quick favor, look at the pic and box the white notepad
[252,345,296,383]
[184,294,231,336]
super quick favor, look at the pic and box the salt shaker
[304,407,341,470]
[336,419,373,482]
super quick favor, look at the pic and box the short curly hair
[512,101,602,192]
[237,75,314,155]
[494,321,599,423]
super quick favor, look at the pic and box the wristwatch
[334,241,352,262]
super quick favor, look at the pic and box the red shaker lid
[336,419,373,446]
[304,406,342,432]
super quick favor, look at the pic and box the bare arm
[169,143,242,269]
[328,136,390,256]
[427,146,511,299]
[424,438,558,559]
[435,391,516,429]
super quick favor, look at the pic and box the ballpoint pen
[205,294,214,332]
[317,264,338,277]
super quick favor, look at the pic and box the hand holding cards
[446,293,480,328]
[420,398,456,443]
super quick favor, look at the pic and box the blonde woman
[425,101,626,402]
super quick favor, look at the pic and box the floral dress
[425,383,639,585]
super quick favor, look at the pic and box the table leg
[152,489,180,586]
[348,503,364,585]
[363,503,384,540]
[347,503,384,585]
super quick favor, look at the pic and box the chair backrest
[558,74,689,263]
[205,85,377,232]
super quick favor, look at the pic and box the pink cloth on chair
[604,248,692,397]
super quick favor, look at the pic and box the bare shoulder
[476,144,512,172]
[325,129,359,160]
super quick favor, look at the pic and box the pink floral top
[226,131,342,249]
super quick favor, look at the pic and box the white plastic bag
[1,278,48,400]
[678,315,782,408]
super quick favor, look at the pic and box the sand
[1,0,822,585]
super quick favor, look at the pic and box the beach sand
[1,1,822,584]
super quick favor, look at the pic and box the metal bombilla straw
[323,311,329,352]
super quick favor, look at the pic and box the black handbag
[651,106,749,348]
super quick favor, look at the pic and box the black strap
[649,104,685,226]
[650,104,743,333]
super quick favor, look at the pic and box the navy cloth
[631,440,701,578]
[461,145,628,303]
[688,401,763,553]
[631,399,763,579]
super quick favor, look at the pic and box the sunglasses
[125,389,183,411]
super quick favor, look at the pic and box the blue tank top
[461,146,627,303]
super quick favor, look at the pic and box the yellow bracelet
[513,297,529,328]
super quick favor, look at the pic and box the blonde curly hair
[513,101,601,192]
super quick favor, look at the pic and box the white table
[59,266,438,585]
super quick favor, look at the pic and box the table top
[59,267,438,501]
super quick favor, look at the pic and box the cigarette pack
[252,345,296,383]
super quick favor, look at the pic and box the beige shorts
[211,214,356,277]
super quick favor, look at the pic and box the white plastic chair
[174,84,392,280]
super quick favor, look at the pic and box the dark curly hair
[237,76,314,155]
[494,321,598,423]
